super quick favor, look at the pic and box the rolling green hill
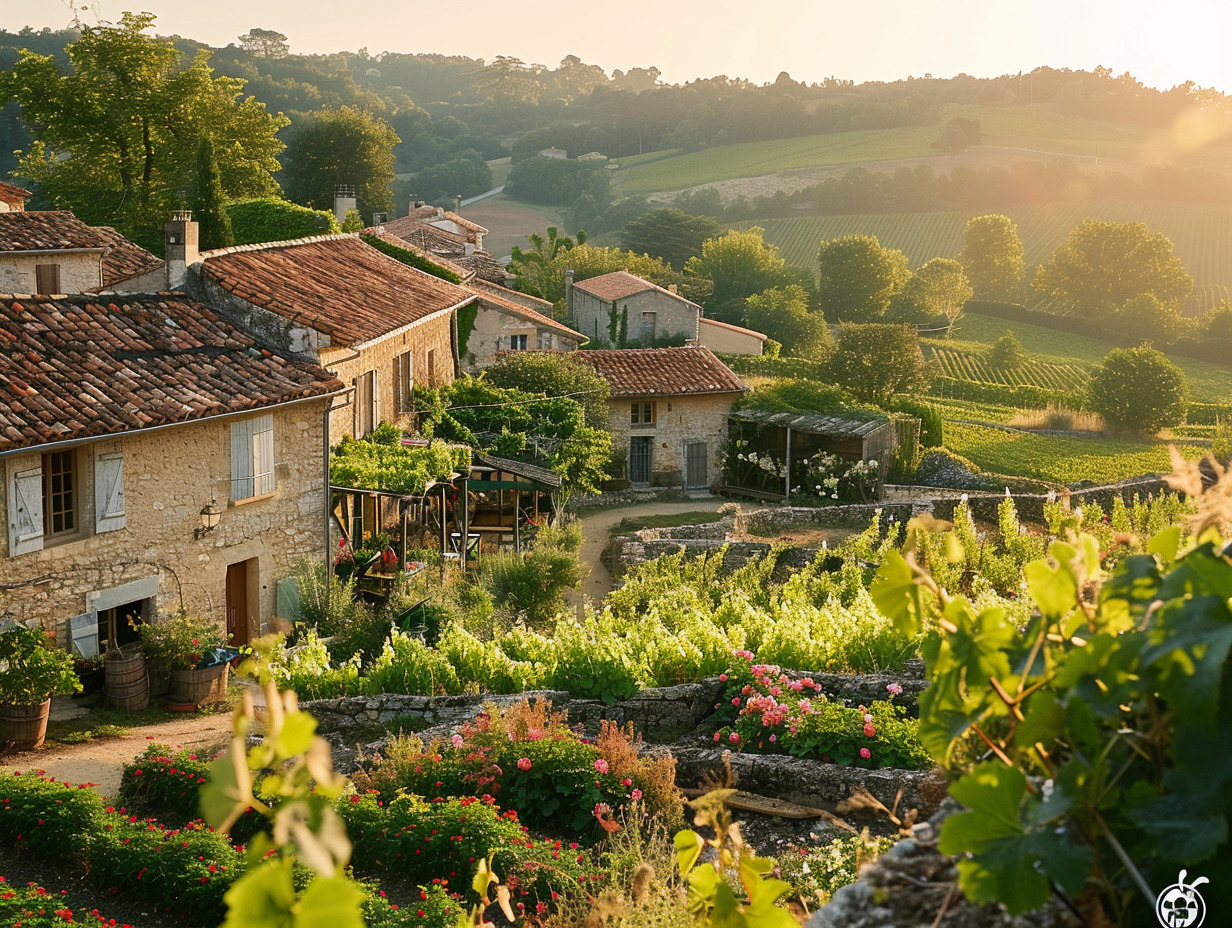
[747,200,1232,312]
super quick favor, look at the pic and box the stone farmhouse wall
[609,392,738,488]
[574,287,700,348]
[0,401,329,646]
[0,252,102,294]
[463,300,579,371]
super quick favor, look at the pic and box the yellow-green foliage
[330,435,470,494]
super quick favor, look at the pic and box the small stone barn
[728,408,896,501]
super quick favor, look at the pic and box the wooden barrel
[0,698,52,750]
[168,664,229,705]
[105,646,149,711]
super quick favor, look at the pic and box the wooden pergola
[466,453,563,553]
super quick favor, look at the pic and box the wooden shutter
[69,611,100,659]
[252,414,275,495]
[8,459,44,555]
[94,450,126,533]
[231,418,255,500]
[35,264,61,295]
[367,370,379,430]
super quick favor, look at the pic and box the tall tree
[618,208,721,270]
[743,285,832,358]
[280,105,399,221]
[191,136,234,250]
[684,227,786,322]
[237,28,289,59]
[828,323,932,404]
[1032,219,1193,318]
[816,234,910,322]
[911,257,972,334]
[958,214,1026,302]
[1087,345,1188,435]
[2,12,286,244]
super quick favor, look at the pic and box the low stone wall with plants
[743,503,915,535]
[671,747,948,829]
[930,474,1173,524]
[304,680,727,744]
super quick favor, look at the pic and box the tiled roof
[198,234,475,347]
[699,316,768,340]
[0,210,107,253]
[459,252,508,283]
[369,230,470,280]
[572,270,700,310]
[94,225,164,287]
[569,346,746,397]
[382,217,470,256]
[0,181,32,206]
[470,280,584,341]
[731,408,889,439]
[0,293,343,453]
[440,210,488,236]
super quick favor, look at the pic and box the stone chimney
[333,184,356,224]
[164,210,199,291]
[454,194,463,213]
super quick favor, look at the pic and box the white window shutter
[8,460,44,555]
[368,371,379,428]
[252,414,275,496]
[94,450,125,533]
[231,418,255,500]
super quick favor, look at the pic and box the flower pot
[105,644,149,712]
[168,664,229,705]
[0,698,52,750]
[166,700,199,713]
[73,666,106,698]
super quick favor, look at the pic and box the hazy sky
[6,0,1231,92]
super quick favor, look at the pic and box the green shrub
[538,617,643,704]
[475,524,583,627]
[226,197,338,245]
[0,772,102,859]
[359,232,462,283]
[0,880,140,927]
[293,561,369,638]
[1086,345,1189,435]
[986,330,1026,368]
[1214,420,1232,465]
[365,628,461,695]
[889,398,943,447]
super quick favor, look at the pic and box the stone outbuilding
[190,228,476,441]
[463,279,585,369]
[698,316,768,355]
[0,293,344,652]
[0,180,32,212]
[0,210,162,295]
[571,346,747,489]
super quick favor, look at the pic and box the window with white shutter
[231,413,275,501]
[353,370,377,436]
[7,456,44,555]
[393,351,413,414]
[94,449,125,533]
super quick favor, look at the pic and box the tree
[280,106,399,221]
[684,227,787,322]
[1033,219,1193,318]
[816,234,910,322]
[958,214,1025,302]
[3,12,285,245]
[484,352,611,429]
[512,241,674,306]
[1086,345,1188,434]
[1115,293,1188,345]
[743,285,832,358]
[508,226,586,300]
[191,136,234,250]
[987,331,1026,369]
[913,258,972,334]
[828,323,932,404]
[237,28,289,59]
[618,208,722,270]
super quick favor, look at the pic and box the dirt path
[2,712,235,797]
[574,499,734,603]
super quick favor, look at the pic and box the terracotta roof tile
[568,346,746,397]
[368,230,470,280]
[0,293,342,453]
[458,252,509,283]
[0,181,32,207]
[94,225,164,287]
[470,280,584,341]
[381,216,470,255]
[0,210,107,253]
[198,234,475,347]
[572,270,700,309]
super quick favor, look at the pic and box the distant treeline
[0,24,1220,202]
[674,161,1232,221]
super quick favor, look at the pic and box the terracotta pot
[0,698,52,750]
[168,664,229,705]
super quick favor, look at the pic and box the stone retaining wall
[672,747,948,828]
[929,474,1172,524]
[305,680,726,744]
[744,503,914,535]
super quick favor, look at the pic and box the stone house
[189,226,476,441]
[463,279,585,370]
[379,205,505,280]
[571,346,747,489]
[569,270,703,348]
[0,293,343,652]
[0,209,163,294]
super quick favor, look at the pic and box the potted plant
[138,613,229,707]
[72,654,106,698]
[0,625,81,749]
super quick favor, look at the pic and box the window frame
[630,401,657,427]
[231,413,276,503]
[42,448,79,539]
[35,263,61,295]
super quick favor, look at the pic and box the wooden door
[685,441,708,488]
[226,561,250,646]
[629,437,653,484]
